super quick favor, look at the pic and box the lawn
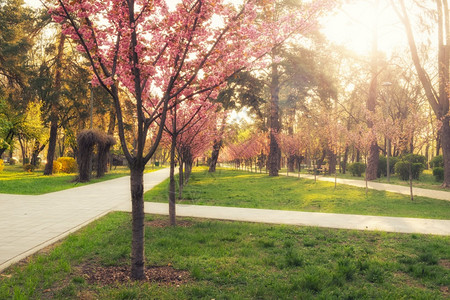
[0,212,448,299]
[278,167,447,191]
[0,164,162,195]
[145,167,450,220]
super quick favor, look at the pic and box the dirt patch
[145,219,193,228]
[440,285,449,298]
[81,263,190,286]
[439,259,450,269]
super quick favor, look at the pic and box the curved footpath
[1,168,449,273]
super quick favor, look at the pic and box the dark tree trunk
[342,146,349,174]
[268,58,280,177]
[441,116,450,187]
[44,121,58,175]
[366,141,379,180]
[31,141,46,166]
[130,164,145,280]
[209,139,222,172]
[17,135,27,165]
[287,155,296,172]
[44,33,65,175]
[316,150,326,169]
[178,160,184,199]
[169,107,177,226]
[328,149,337,175]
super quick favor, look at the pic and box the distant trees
[392,0,450,187]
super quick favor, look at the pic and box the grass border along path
[0,212,448,299]
[144,167,450,220]
[0,165,162,195]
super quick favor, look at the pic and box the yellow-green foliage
[0,160,3,172]
[57,157,77,173]
[52,161,62,174]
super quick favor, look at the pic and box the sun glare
[321,1,407,57]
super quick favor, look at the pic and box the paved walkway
[1,168,449,273]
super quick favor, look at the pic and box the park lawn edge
[144,167,450,220]
[0,212,448,299]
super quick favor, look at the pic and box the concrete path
[1,168,449,273]
[0,168,171,272]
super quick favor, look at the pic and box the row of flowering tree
[224,131,268,172]
[162,99,223,225]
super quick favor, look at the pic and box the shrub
[377,155,398,178]
[57,157,77,173]
[23,163,36,172]
[52,161,62,174]
[433,167,444,182]
[0,160,3,172]
[429,155,443,168]
[395,159,425,181]
[348,162,366,177]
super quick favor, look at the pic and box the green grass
[0,212,448,299]
[304,168,447,191]
[145,167,450,220]
[0,164,163,195]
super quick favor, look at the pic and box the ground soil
[81,264,190,286]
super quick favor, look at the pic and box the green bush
[57,157,77,173]
[429,155,443,168]
[433,167,444,182]
[0,160,3,172]
[377,155,398,178]
[52,161,62,174]
[348,162,366,177]
[23,163,36,172]
[394,154,426,181]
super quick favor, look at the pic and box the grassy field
[0,164,162,195]
[145,167,450,220]
[0,212,448,299]
[276,167,447,191]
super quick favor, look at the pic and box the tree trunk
[441,116,450,187]
[395,0,450,186]
[178,160,184,199]
[328,149,337,175]
[44,33,65,176]
[44,121,58,175]
[366,141,379,181]
[287,155,296,172]
[169,107,177,226]
[209,139,222,172]
[342,146,348,174]
[31,141,46,166]
[268,57,280,177]
[130,164,145,280]
[18,135,26,165]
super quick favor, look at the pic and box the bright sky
[320,1,407,57]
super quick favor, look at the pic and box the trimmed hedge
[429,155,443,168]
[394,154,426,180]
[348,162,366,177]
[377,155,399,178]
[433,167,444,182]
